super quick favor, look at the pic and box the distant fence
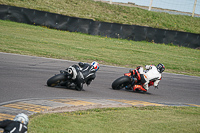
[99,0,200,17]
[0,5,199,49]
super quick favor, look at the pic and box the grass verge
[0,0,200,34]
[0,20,200,76]
[28,106,200,133]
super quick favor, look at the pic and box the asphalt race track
[0,52,200,105]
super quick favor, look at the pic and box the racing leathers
[138,65,162,91]
[68,62,97,91]
[0,120,28,133]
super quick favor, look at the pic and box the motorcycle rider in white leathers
[137,63,165,91]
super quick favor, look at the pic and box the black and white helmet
[13,113,29,125]
[156,63,165,73]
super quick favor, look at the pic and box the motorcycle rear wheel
[112,76,131,90]
[47,74,66,87]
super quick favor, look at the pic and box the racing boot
[75,71,84,91]
[133,85,147,92]
[75,83,84,91]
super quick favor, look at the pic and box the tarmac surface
[0,52,199,124]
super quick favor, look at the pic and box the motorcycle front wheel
[47,74,66,87]
[112,76,131,90]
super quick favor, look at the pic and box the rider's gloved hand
[129,69,133,76]
[78,62,84,67]
[86,80,92,86]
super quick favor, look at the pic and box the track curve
[0,52,200,105]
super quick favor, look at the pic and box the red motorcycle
[112,68,155,92]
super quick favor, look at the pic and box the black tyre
[112,76,131,90]
[47,74,66,87]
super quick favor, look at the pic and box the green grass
[0,20,200,76]
[0,1,200,132]
[0,0,200,34]
[28,106,200,133]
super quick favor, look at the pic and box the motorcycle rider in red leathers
[133,63,165,91]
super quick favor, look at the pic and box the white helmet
[91,61,100,71]
[13,113,29,125]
